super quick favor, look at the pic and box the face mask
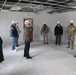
[70,23,73,25]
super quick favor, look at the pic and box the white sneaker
[12,48,17,52]
[12,50,16,52]
[14,48,17,52]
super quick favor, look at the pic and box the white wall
[0,11,76,45]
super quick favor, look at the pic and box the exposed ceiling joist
[0,0,76,14]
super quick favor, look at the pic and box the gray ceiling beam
[10,0,21,10]
[1,0,7,10]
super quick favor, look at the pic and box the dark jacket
[0,37,4,63]
[41,24,49,34]
[10,25,18,37]
[23,27,31,42]
[54,24,63,35]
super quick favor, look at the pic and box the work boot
[66,46,70,48]
[44,42,45,44]
[74,55,76,57]
[26,56,32,59]
[47,42,49,44]
[66,41,70,48]
[71,47,73,49]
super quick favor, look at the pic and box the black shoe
[47,43,49,44]
[44,43,45,44]
[71,47,73,49]
[26,57,32,59]
[74,55,76,57]
[55,43,57,45]
[16,45,19,47]
[0,59,4,63]
[23,55,26,57]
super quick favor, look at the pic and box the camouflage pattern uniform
[67,24,76,49]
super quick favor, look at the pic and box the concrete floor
[0,41,76,75]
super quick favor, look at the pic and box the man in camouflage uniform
[67,20,76,49]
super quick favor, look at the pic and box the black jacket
[0,37,4,62]
[54,24,63,35]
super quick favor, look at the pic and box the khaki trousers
[43,33,48,43]
[67,36,74,49]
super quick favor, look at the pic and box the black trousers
[0,47,4,63]
[24,41,30,57]
[0,37,4,63]
[55,35,61,45]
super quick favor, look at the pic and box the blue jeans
[16,35,19,45]
[10,37,16,50]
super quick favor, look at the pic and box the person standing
[23,20,32,59]
[54,21,63,45]
[66,20,76,49]
[41,23,49,44]
[15,22,21,47]
[0,37,4,63]
[10,21,18,52]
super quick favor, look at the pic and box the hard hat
[57,21,60,24]
[43,23,46,24]
[70,20,73,23]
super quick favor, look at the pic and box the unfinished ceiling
[0,0,76,14]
